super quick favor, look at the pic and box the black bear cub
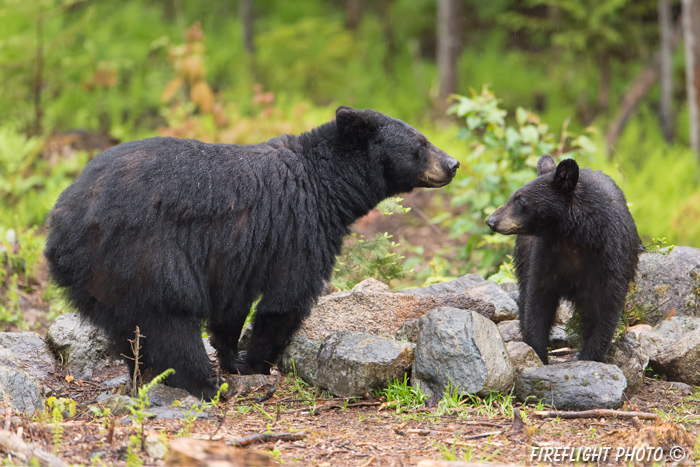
[486,154,641,364]
[45,106,459,398]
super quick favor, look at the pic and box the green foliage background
[0,0,698,299]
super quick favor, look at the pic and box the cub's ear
[537,154,556,176]
[552,158,579,193]
[336,106,374,144]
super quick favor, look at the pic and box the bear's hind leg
[243,295,311,375]
[208,312,250,375]
[140,315,218,399]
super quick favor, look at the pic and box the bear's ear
[336,106,374,144]
[552,158,579,194]
[537,154,556,176]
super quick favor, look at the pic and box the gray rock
[639,317,700,385]
[0,365,46,414]
[549,325,570,349]
[506,342,543,369]
[45,313,114,380]
[315,331,414,397]
[203,337,216,355]
[515,361,627,410]
[605,332,649,393]
[0,332,55,380]
[395,319,419,342]
[279,335,322,385]
[225,375,278,396]
[627,247,700,325]
[497,320,521,343]
[412,307,515,398]
[102,375,131,392]
[237,324,253,352]
[400,274,518,322]
[351,278,392,293]
[554,300,575,325]
[147,406,214,420]
[297,287,503,342]
[146,384,191,407]
[499,282,519,302]
[144,434,168,459]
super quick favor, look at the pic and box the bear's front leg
[578,291,624,362]
[520,286,560,365]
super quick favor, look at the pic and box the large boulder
[412,307,514,398]
[280,331,414,397]
[315,331,415,397]
[639,317,700,386]
[45,313,115,380]
[515,361,627,410]
[605,331,649,393]
[0,366,46,414]
[400,274,518,322]
[297,278,514,342]
[0,332,55,380]
[627,247,700,325]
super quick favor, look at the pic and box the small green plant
[463,391,516,419]
[645,237,675,255]
[486,255,516,284]
[436,382,464,416]
[381,374,427,414]
[127,369,175,464]
[178,382,228,437]
[38,396,77,450]
[332,232,407,290]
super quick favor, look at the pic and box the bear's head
[335,106,460,194]
[485,154,579,236]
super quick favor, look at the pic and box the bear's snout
[485,214,497,230]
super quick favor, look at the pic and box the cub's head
[485,154,579,236]
[335,106,459,194]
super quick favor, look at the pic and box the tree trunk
[240,0,254,55]
[33,12,43,136]
[683,0,700,152]
[346,0,364,30]
[606,25,683,150]
[437,0,461,107]
[379,0,396,71]
[659,0,674,141]
[597,55,611,112]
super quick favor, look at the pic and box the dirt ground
[8,364,698,467]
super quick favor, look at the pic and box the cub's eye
[514,196,526,209]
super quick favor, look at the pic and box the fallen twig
[254,381,278,403]
[459,430,502,441]
[312,401,380,415]
[229,431,307,447]
[532,409,659,420]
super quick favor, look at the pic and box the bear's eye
[514,196,526,210]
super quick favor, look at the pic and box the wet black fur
[487,155,642,364]
[45,107,458,398]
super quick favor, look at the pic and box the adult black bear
[45,106,459,398]
[486,154,641,364]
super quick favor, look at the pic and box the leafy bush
[441,87,597,275]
